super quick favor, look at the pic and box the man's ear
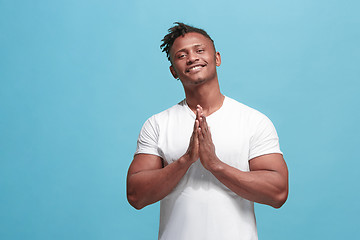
[215,52,221,67]
[170,65,178,79]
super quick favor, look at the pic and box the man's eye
[178,54,186,59]
[197,49,204,53]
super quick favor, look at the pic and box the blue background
[1,0,359,239]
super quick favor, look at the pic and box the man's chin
[190,78,206,85]
[179,76,208,86]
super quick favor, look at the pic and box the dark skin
[196,105,288,208]
[127,32,288,210]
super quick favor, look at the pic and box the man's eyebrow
[175,44,205,54]
[175,48,187,54]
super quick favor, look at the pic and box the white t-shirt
[135,96,282,240]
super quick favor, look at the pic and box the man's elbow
[272,190,288,209]
[127,191,145,210]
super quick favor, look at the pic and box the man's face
[169,32,221,87]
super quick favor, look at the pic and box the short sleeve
[248,114,282,160]
[134,116,162,157]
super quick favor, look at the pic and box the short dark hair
[160,22,214,62]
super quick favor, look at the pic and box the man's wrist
[207,157,225,173]
[178,154,194,168]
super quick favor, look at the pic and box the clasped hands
[184,105,221,171]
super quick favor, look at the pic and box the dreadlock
[160,22,215,62]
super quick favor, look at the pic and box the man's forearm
[127,156,192,209]
[196,109,288,208]
[209,158,288,208]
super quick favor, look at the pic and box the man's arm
[127,154,191,209]
[127,118,200,210]
[196,106,288,208]
[205,153,288,208]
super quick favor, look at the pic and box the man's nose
[186,51,198,64]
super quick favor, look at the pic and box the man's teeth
[189,66,203,71]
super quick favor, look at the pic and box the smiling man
[127,22,288,240]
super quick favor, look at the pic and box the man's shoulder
[224,96,276,132]
[225,96,264,118]
[146,99,187,123]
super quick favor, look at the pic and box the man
[127,22,288,240]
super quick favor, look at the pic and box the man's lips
[186,64,206,73]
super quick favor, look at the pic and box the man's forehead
[171,32,212,53]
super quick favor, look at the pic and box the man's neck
[184,79,224,116]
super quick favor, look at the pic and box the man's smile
[186,64,206,73]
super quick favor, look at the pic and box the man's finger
[195,119,199,136]
[198,105,204,114]
[198,126,204,140]
[196,105,202,120]
[200,115,209,132]
[193,117,198,132]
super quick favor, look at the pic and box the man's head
[160,22,215,63]
[161,23,221,87]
